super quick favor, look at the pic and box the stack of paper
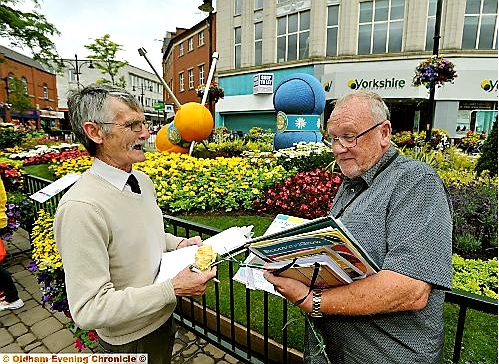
[155,226,252,283]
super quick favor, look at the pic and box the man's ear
[380,120,392,147]
[83,122,104,145]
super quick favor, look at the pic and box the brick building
[0,45,60,130]
[161,12,217,117]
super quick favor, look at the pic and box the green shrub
[454,233,482,253]
[0,126,27,149]
[448,177,498,259]
[475,120,498,177]
[452,255,498,299]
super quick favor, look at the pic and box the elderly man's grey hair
[333,90,391,125]
[67,84,142,156]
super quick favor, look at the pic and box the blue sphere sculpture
[273,73,326,115]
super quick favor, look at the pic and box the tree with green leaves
[475,120,498,177]
[7,75,32,114]
[85,34,127,86]
[0,0,61,66]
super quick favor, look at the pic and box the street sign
[154,102,165,111]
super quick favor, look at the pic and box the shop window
[358,0,405,55]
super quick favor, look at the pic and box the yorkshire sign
[347,77,406,90]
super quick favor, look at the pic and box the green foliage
[0,126,27,149]
[454,233,482,253]
[7,75,33,113]
[6,190,36,230]
[248,126,274,145]
[84,34,128,86]
[475,120,498,177]
[452,255,498,299]
[0,0,61,66]
[448,176,498,259]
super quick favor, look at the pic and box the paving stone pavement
[0,229,244,363]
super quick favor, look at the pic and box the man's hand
[263,271,313,312]
[172,266,217,296]
[176,236,203,249]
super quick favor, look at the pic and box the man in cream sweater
[54,84,216,363]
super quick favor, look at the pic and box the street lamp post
[132,84,152,107]
[60,54,95,89]
[198,0,215,116]
[426,0,443,143]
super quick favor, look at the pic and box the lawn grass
[177,212,498,363]
[22,164,56,181]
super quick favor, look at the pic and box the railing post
[453,305,468,363]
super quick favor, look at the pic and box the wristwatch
[309,289,323,318]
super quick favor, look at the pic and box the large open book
[246,216,378,289]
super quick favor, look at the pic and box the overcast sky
[2,0,213,72]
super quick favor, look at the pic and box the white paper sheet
[155,226,252,283]
[30,173,81,203]
[232,214,309,296]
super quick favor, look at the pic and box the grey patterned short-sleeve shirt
[306,146,453,364]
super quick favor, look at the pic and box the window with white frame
[199,30,205,46]
[43,84,49,99]
[179,43,184,56]
[235,26,242,68]
[327,5,340,56]
[358,0,405,55]
[255,22,263,65]
[179,72,185,92]
[199,64,205,85]
[188,37,194,52]
[255,0,263,10]
[235,0,242,15]
[21,77,28,94]
[425,0,437,51]
[277,10,310,63]
[188,68,194,89]
[68,69,77,82]
[462,0,498,49]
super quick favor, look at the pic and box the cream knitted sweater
[54,170,183,345]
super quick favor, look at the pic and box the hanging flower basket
[412,55,457,90]
[196,81,225,103]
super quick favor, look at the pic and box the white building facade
[214,0,498,138]
[56,61,165,129]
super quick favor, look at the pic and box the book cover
[247,215,379,288]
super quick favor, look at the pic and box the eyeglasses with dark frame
[329,122,384,148]
[97,120,152,132]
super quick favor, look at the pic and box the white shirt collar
[89,158,134,191]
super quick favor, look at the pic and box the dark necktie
[127,174,141,194]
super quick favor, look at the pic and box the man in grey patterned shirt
[264,90,453,363]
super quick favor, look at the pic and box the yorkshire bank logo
[481,79,498,92]
[347,78,406,90]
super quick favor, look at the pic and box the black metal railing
[23,174,498,363]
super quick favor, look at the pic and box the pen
[189,265,220,283]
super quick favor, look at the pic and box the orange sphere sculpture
[155,124,190,153]
[173,102,214,142]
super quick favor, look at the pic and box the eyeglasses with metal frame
[97,120,153,132]
[329,122,384,148]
